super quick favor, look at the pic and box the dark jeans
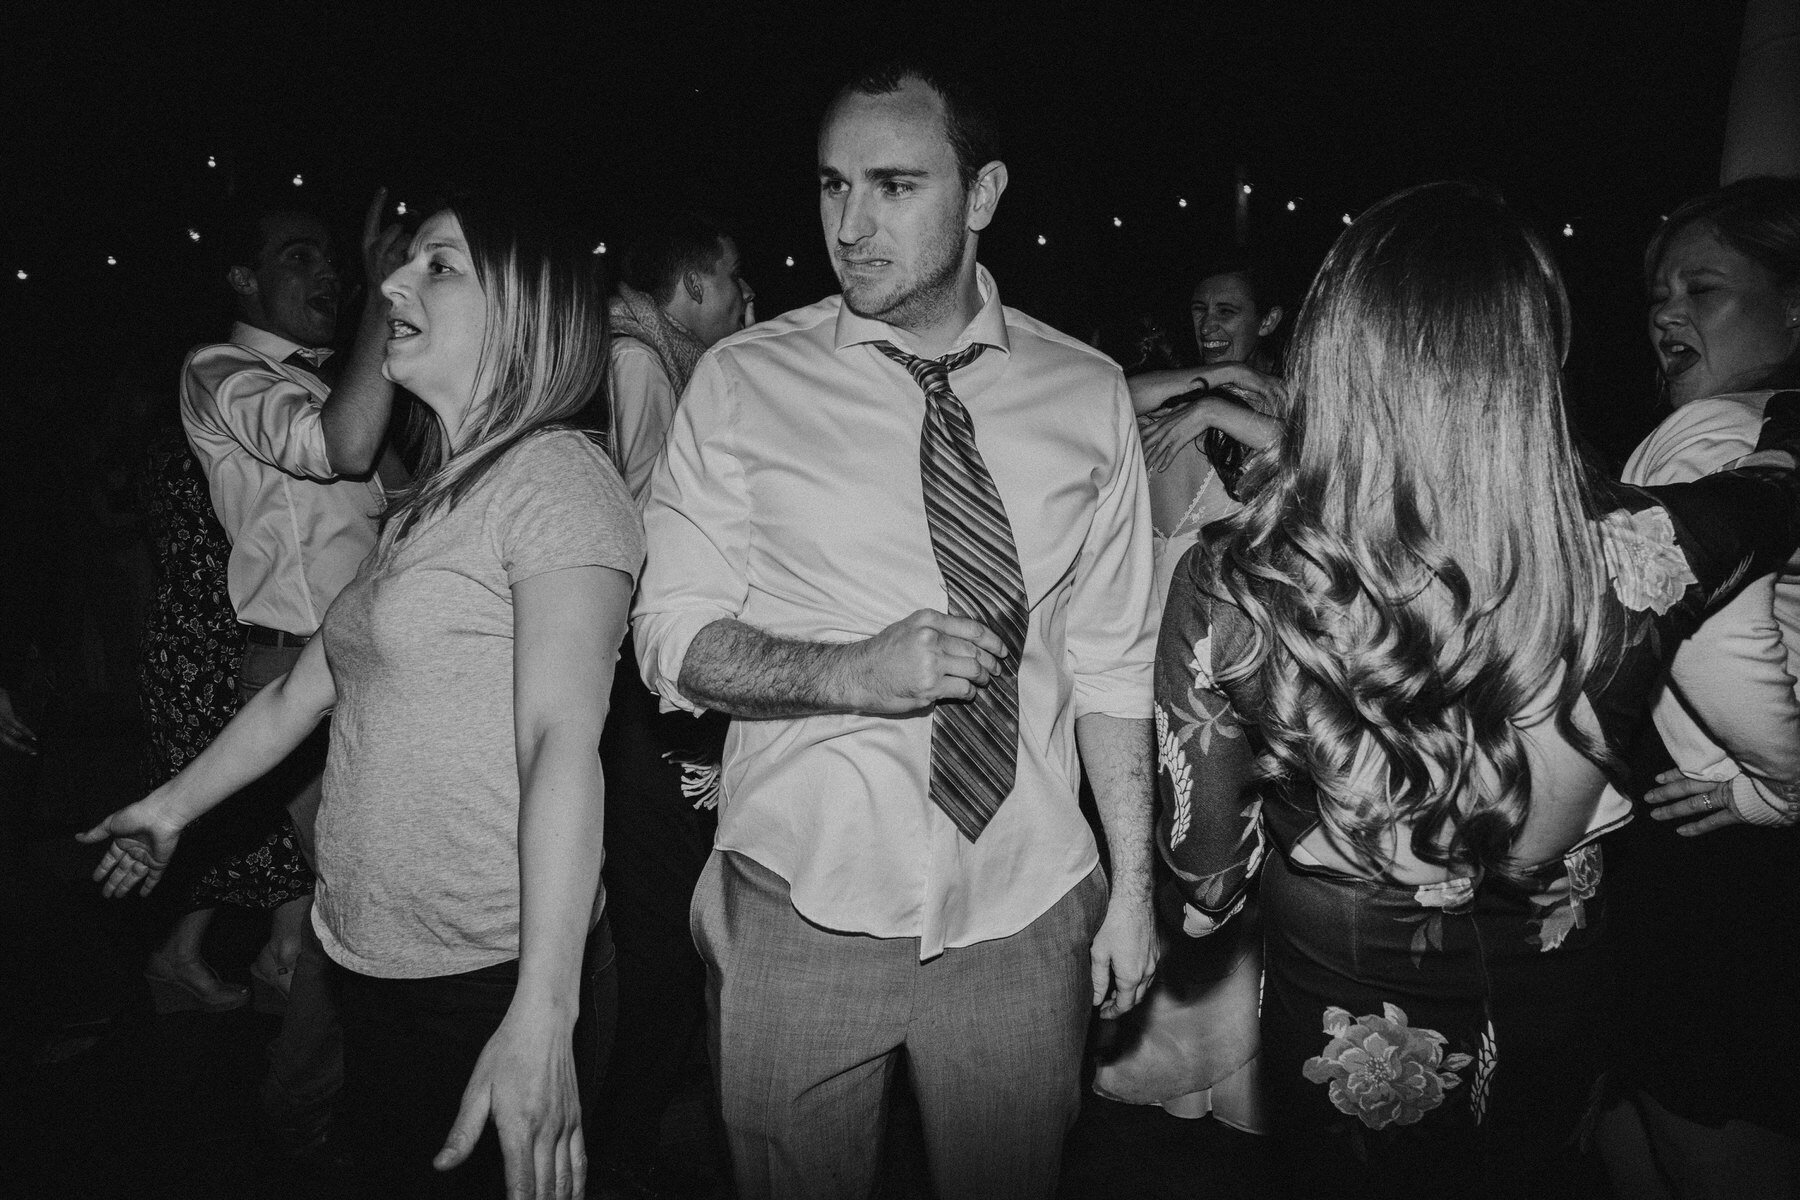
[332,917,618,1199]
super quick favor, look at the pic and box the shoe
[144,950,249,1014]
[250,952,294,1016]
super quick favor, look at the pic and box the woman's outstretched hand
[76,798,184,897]
[436,1010,584,1198]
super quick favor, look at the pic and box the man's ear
[966,160,1008,233]
[682,269,704,307]
[227,266,258,298]
[1258,305,1285,338]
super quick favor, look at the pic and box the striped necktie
[874,340,1028,842]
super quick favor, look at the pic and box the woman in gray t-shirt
[84,194,643,1199]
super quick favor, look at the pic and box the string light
[592,241,607,255]
[1341,213,1353,226]
[1242,184,1253,196]
[15,269,26,281]
[1177,197,1188,209]
[292,174,304,187]
[106,255,117,266]
[1036,234,1047,246]
[784,255,795,267]
[1286,200,1297,212]
[1112,217,1122,228]
[396,201,407,215]
[1562,223,1574,237]
[187,227,201,242]
[206,156,216,168]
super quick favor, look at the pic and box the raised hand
[77,797,185,898]
[841,609,1008,713]
[362,187,410,291]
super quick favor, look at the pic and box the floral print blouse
[1154,401,1800,932]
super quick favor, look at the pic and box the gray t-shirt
[314,429,645,978]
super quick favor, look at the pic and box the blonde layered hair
[1211,183,1613,879]
[380,193,609,558]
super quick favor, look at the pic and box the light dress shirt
[1620,391,1800,824]
[634,266,1157,959]
[607,338,680,511]
[181,322,383,637]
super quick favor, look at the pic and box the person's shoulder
[1000,305,1126,381]
[184,340,277,389]
[1625,391,1772,483]
[708,297,840,365]
[504,427,615,478]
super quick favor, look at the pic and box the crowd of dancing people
[5,24,1795,1200]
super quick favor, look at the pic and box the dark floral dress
[1154,411,1800,1198]
[139,423,312,911]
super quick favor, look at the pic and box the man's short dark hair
[829,57,1001,190]
[617,211,734,307]
[217,203,323,276]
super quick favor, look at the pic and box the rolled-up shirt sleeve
[188,350,339,481]
[1065,374,1157,719]
[632,352,749,714]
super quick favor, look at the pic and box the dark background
[1,0,1747,461]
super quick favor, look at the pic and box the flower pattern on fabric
[1396,876,1475,967]
[1597,506,1697,615]
[1302,1003,1473,1130]
[1156,703,1195,846]
[1527,843,1603,953]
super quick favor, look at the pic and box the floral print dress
[139,424,312,912]
[1153,413,1800,1196]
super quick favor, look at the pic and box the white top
[606,336,680,511]
[181,322,383,635]
[633,266,1158,958]
[1621,390,1800,824]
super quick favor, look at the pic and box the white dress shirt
[634,267,1157,958]
[1622,391,1800,823]
[181,321,383,636]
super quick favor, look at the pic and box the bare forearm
[321,300,397,475]
[1128,368,1206,415]
[677,618,860,718]
[512,723,607,1026]
[1077,713,1156,901]
[159,668,332,825]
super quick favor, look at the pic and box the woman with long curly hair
[81,193,643,1200]
[1154,182,1800,1198]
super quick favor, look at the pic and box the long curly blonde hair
[1210,183,1614,879]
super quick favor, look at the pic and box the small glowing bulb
[1177,197,1188,209]
[188,227,201,242]
[206,155,216,168]
[1341,213,1353,226]
[1660,214,1669,222]
[1036,234,1047,246]
[1242,184,1253,195]
[1286,200,1297,212]
[292,174,303,187]
[396,201,407,215]
[15,269,26,281]
[592,242,607,255]
[1112,217,1122,228]
[784,255,795,267]
[106,255,117,266]
[1562,223,1574,238]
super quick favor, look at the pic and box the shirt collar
[833,263,1011,359]
[229,321,336,368]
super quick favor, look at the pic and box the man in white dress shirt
[634,60,1160,1199]
[180,195,404,1160]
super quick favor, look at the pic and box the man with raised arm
[633,59,1160,1200]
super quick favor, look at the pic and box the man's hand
[362,187,409,294]
[838,609,1007,713]
[436,1010,584,1199]
[1091,889,1158,1018]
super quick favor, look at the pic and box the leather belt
[244,625,311,648]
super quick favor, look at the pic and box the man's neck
[895,268,984,359]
